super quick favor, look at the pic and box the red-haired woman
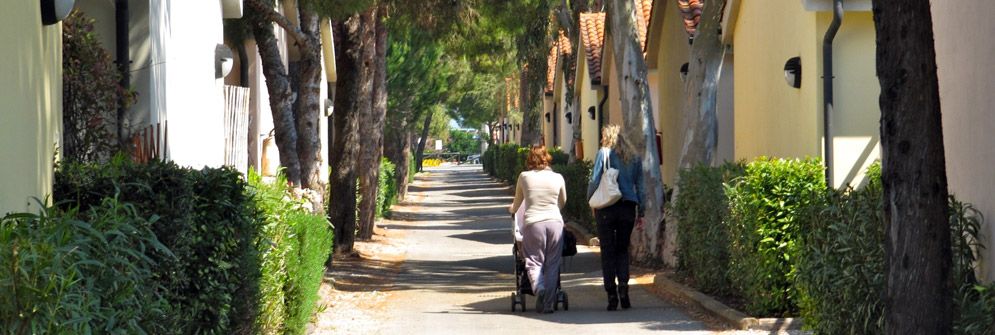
[509,144,567,314]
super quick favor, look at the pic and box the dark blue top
[586,148,645,217]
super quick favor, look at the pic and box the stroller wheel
[557,291,569,311]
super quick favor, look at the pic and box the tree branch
[245,0,313,49]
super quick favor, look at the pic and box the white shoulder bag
[588,148,622,209]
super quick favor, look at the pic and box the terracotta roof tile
[636,0,655,53]
[545,40,559,95]
[579,12,606,84]
[677,0,703,37]
[558,31,578,89]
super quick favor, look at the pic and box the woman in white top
[509,144,567,314]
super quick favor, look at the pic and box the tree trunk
[520,64,544,146]
[667,0,727,267]
[294,9,325,190]
[871,1,953,333]
[676,0,725,171]
[246,4,302,186]
[330,9,376,255]
[606,0,666,266]
[557,0,585,161]
[415,110,434,172]
[357,5,388,241]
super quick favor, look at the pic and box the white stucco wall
[932,1,995,282]
[0,2,62,214]
[158,0,226,168]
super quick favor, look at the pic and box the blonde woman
[509,144,567,314]
[586,125,645,311]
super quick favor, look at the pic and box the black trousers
[595,200,636,294]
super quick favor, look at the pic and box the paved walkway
[366,165,719,334]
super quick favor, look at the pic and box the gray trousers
[522,218,563,309]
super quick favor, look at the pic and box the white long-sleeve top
[509,168,567,225]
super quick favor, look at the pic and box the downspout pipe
[115,0,130,147]
[597,84,608,144]
[822,0,843,188]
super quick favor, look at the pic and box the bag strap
[602,148,611,172]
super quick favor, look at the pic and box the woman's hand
[635,217,645,230]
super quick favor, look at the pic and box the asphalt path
[367,165,725,334]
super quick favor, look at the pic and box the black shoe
[536,290,546,314]
[619,285,631,309]
[607,293,619,311]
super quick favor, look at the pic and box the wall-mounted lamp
[679,62,689,83]
[784,57,801,88]
[216,44,234,79]
[565,112,573,124]
[588,106,596,120]
[545,112,551,123]
[41,0,75,25]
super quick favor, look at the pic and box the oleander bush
[795,162,994,334]
[0,198,170,334]
[672,162,744,296]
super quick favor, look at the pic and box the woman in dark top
[587,125,645,311]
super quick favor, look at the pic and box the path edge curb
[652,273,804,331]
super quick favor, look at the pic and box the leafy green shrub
[795,167,885,334]
[0,198,170,334]
[378,158,398,217]
[549,148,569,166]
[53,159,263,333]
[553,160,595,232]
[796,162,994,334]
[725,157,825,316]
[955,283,995,334]
[673,162,744,296]
[249,173,333,335]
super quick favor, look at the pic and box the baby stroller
[510,205,571,312]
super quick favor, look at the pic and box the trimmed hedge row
[673,162,744,296]
[726,157,826,316]
[378,157,399,218]
[0,159,334,334]
[675,159,995,333]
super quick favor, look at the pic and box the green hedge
[553,160,595,232]
[726,157,826,316]
[0,198,170,334]
[672,162,744,296]
[40,159,333,334]
[675,159,994,332]
[249,173,333,335]
[796,162,994,334]
[54,159,262,333]
[378,158,399,218]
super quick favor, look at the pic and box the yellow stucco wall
[933,0,995,281]
[601,41,625,127]
[653,3,692,185]
[542,95,554,146]
[0,3,62,214]
[733,0,879,188]
[733,0,820,164]
[575,46,601,161]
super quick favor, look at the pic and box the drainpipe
[115,0,130,146]
[597,84,608,145]
[822,0,843,188]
